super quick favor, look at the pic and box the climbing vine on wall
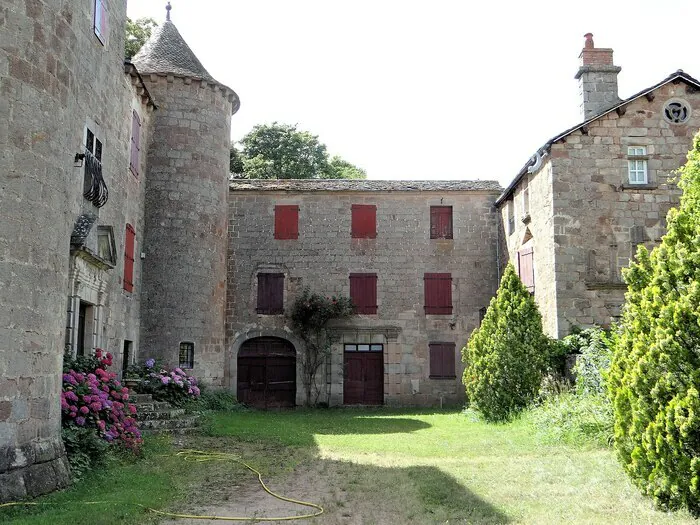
[288,288,355,406]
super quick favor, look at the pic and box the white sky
[126,0,700,186]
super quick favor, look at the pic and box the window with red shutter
[274,205,299,240]
[430,206,453,239]
[351,204,376,239]
[349,273,378,314]
[129,110,141,178]
[429,343,456,378]
[257,273,284,314]
[123,224,135,293]
[517,247,535,294]
[93,0,108,45]
[424,273,452,314]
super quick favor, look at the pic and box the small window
[93,0,108,45]
[517,247,535,294]
[349,273,378,314]
[506,200,515,235]
[179,342,194,369]
[429,343,456,379]
[122,340,132,375]
[97,225,116,265]
[274,205,299,240]
[627,146,648,185]
[123,224,135,293]
[424,273,452,315]
[351,204,376,239]
[257,273,284,314]
[129,110,141,177]
[522,184,530,218]
[430,206,453,239]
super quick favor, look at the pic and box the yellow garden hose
[0,449,324,522]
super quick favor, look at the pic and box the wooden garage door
[237,337,296,409]
[344,344,384,405]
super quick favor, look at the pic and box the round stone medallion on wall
[662,98,692,124]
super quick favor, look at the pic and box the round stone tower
[133,7,239,385]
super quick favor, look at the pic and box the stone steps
[133,393,199,435]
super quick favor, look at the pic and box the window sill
[429,376,456,380]
[256,311,284,315]
[424,310,453,316]
[621,183,658,190]
[430,236,454,241]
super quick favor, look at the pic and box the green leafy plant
[462,263,550,421]
[288,288,355,406]
[608,132,700,515]
[569,327,615,396]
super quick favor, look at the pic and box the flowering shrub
[61,349,142,476]
[128,358,201,406]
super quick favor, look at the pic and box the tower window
[179,342,194,369]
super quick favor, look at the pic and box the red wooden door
[237,338,296,409]
[344,351,384,405]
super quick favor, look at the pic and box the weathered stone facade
[497,36,699,337]
[136,68,237,387]
[3,6,700,503]
[227,181,501,406]
[1,0,155,500]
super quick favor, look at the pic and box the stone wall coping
[229,179,503,193]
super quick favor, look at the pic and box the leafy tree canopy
[462,263,550,422]
[231,123,366,180]
[125,17,157,59]
[608,131,700,515]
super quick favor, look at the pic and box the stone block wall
[140,74,234,386]
[501,160,559,336]
[549,81,698,336]
[0,0,148,500]
[227,185,501,406]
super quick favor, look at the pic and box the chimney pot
[584,33,594,48]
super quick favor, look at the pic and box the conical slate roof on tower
[132,19,216,83]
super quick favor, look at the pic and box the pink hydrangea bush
[135,359,201,406]
[61,349,142,467]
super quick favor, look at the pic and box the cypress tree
[462,263,549,421]
[608,132,700,514]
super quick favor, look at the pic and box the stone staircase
[132,393,200,435]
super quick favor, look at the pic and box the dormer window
[627,146,648,185]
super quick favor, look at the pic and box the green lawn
[2,409,696,524]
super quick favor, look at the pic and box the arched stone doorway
[237,337,296,409]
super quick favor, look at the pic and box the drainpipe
[495,205,501,286]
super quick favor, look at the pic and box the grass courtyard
[1,408,695,524]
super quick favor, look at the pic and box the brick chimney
[574,33,621,119]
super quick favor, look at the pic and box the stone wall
[501,160,559,336]
[550,81,698,336]
[227,186,501,406]
[140,75,233,385]
[0,0,147,500]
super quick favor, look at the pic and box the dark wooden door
[344,352,384,405]
[237,338,296,409]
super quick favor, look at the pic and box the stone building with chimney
[496,34,700,337]
[1,0,699,501]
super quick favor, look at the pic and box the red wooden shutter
[123,224,135,293]
[424,273,452,314]
[430,206,453,239]
[351,204,376,238]
[274,205,299,239]
[129,110,141,177]
[517,247,535,293]
[257,273,284,314]
[429,343,456,378]
[350,273,377,314]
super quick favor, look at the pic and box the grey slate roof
[229,179,503,192]
[495,70,700,206]
[132,20,217,83]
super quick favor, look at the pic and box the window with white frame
[627,146,648,184]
